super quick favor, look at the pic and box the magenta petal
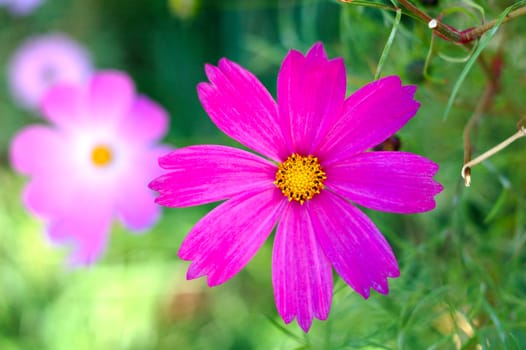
[40,84,84,128]
[49,218,110,267]
[116,176,161,231]
[309,191,399,298]
[46,193,113,266]
[117,189,160,231]
[178,188,286,286]
[272,203,332,332]
[88,70,135,122]
[319,76,419,163]
[326,151,442,213]
[198,59,285,161]
[277,43,346,155]
[150,145,276,207]
[23,176,74,218]
[120,96,169,142]
[10,126,66,175]
[116,148,167,230]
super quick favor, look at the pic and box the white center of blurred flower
[40,65,57,84]
[91,144,113,167]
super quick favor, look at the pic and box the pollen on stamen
[91,144,113,167]
[274,153,327,204]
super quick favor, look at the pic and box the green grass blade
[482,299,508,348]
[484,188,508,223]
[337,0,394,11]
[374,8,402,80]
[443,2,523,120]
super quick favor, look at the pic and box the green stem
[396,0,462,42]
[395,0,526,44]
[374,8,402,79]
[461,5,526,42]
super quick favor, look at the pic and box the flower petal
[88,70,135,122]
[46,191,113,266]
[179,188,286,286]
[120,95,169,143]
[23,176,76,219]
[115,147,169,231]
[272,202,332,332]
[8,33,92,110]
[10,125,67,175]
[117,187,160,231]
[277,42,346,155]
[198,59,285,161]
[318,76,419,163]
[325,152,443,213]
[40,83,84,128]
[308,191,399,298]
[150,145,276,207]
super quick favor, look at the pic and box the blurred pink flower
[0,0,44,16]
[7,33,93,110]
[150,43,443,332]
[11,71,170,266]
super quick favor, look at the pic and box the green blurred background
[1,0,526,349]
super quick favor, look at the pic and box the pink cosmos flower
[11,71,169,266]
[0,0,44,16]
[149,43,443,331]
[7,33,93,110]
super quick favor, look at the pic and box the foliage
[1,0,526,349]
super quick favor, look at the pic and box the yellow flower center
[91,144,113,167]
[274,153,327,204]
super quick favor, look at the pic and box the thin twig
[338,0,526,43]
[462,52,502,186]
[461,5,526,43]
[396,0,461,42]
[395,0,526,44]
[516,116,526,130]
[461,126,526,187]
[462,82,496,184]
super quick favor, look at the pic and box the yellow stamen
[91,144,113,167]
[274,153,327,204]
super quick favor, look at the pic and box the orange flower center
[274,153,326,204]
[91,144,113,167]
